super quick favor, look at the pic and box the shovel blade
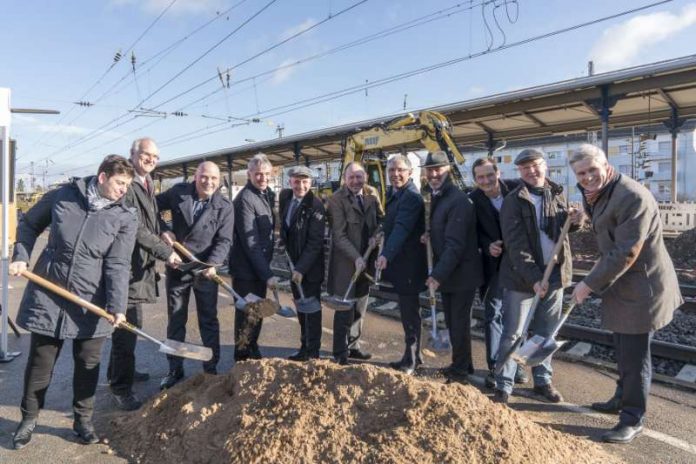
[511,335,565,367]
[296,297,321,314]
[277,305,296,318]
[159,339,213,362]
[325,296,356,311]
[428,330,451,352]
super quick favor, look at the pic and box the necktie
[192,200,207,223]
[357,194,364,212]
[286,198,299,226]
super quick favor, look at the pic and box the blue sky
[3,0,696,184]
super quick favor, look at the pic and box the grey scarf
[86,177,116,211]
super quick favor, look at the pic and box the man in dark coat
[375,155,427,374]
[327,162,382,364]
[570,144,683,444]
[157,161,234,388]
[107,138,182,410]
[10,155,137,449]
[279,166,326,360]
[496,148,580,404]
[469,157,526,388]
[420,151,482,381]
[230,153,278,361]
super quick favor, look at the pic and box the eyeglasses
[517,160,545,173]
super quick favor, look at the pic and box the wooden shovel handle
[21,270,115,323]
[172,241,197,261]
[540,215,573,287]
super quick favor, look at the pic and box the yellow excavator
[322,110,467,205]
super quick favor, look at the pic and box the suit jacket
[381,179,427,295]
[582,175,682,333]
[126,176,172,303]
[230,181,276,282]
[327,185,381,297]
[469,178,521,285]
[279,189,326,284]
[157,182,234,270]
[498,180,573,293]
[430,178,483,293]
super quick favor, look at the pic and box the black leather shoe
[493,390,509,404]
[160,370,184,390]
[250,346,263,360]
[533,383,564,403]
[111,391,143,411]
[307,351,321,360]
[333,356,349,366]
[444,368,469,384]
[348,349,372,360]
[485,369,496,389]
[73,420,100,445]
[288,351,309,362]
[514,368,529,384]
[591,397,622,414]
[602,423,643,444]
[134,370,150,382]
[13,418,37,450]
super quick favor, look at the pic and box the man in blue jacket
[157,161,235,388]
[375,154,427,375]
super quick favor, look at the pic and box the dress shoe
[601,423,643,444]
[348,349,372,360]
[111,391,143,411]
[160,369,184,390]
[288,351,309,362]
[485,369,496,389]
[533,383,564,403]
[493,390,509,404]
[444,368,470,384]
[250,346,263,360]
[73,420,100,445]
[591,396,622,414]
[388,360,416,375]
[13,418,37,450]
[203,367,218,375]
[514,368,529,384]
[134,370,150,382]
[307,351,321,360]
[333,356,349,366]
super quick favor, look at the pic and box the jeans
[496,287,563,394]
[21,332,105,422]
[613,331,653,426]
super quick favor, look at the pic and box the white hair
[248,153,272,171]
[387,154,412,169]
[569,144,608,166]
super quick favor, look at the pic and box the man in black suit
[230,153,278,361]
[108,137,183,409]
[375,154,427,375]
[469,157,527,388]
[279,166,326,360]
[421,151,482,382]
[157,161,235,389]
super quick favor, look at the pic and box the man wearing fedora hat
[279,166,326,361]
[420,151,483,382]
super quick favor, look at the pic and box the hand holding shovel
[327,234,379,311]
[285,251,321,314]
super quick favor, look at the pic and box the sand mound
[111,359,620,464]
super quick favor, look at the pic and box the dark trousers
[442,289,476,374]
[107,303,142,394]
[291,280,322,355]
[332,293,369,359]
[21,332,105,423]
[234,279,267,359]
[482,273,504,371]
[166,272,220,373]
[613,332,653,426]
[397,293,422,367]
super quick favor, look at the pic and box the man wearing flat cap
[279,166,326,361]
[420,151,483,382]
[495,148,581,404]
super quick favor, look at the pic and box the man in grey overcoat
[570,144,683,444]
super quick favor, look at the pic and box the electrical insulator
[114,50,122,63]
[172,111,187,117]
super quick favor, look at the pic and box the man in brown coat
[327,162,382,364]
[570,143,682,444]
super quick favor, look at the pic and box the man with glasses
[108,138,182,410]
[495,149,580,404]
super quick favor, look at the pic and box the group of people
[8,136,682,449]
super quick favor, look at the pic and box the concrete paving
[1,275,695,463]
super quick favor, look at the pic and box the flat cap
[288,165,313,178]
[420,151,450,168]
[514,148,545,166]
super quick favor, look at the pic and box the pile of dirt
[110,359,620,464]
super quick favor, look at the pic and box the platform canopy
[154,54,696,179]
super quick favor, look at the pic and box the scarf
[582,164,620,208]
[86,177,116,211]
[524,180,563,242]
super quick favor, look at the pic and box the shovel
[326,236,378,311]
[512,297,576,367]
[285,251,321,314]
[273,287,297,318]
[496,215,573,373]
[423,193,450,351]
[21,270,212,361]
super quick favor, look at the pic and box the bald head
[195,161,221,200]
